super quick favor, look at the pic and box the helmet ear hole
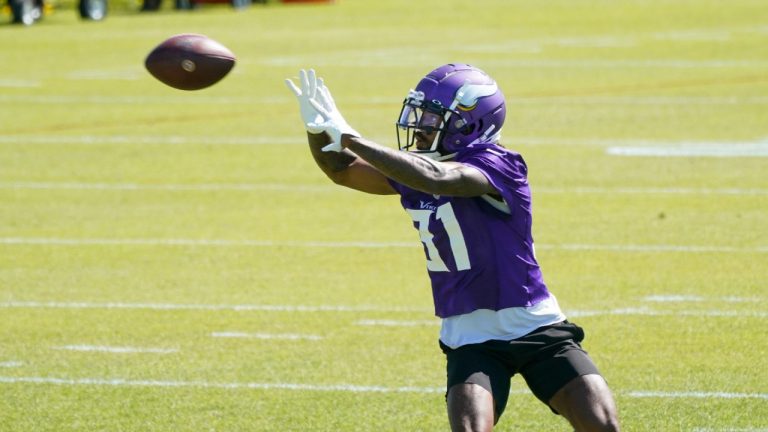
[452,117,476,135]
[461,120,480,136]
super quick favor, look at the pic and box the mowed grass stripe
[0,135,300,145]
[2,181,767,196]
[4,1,766,429]
[0,181,339,193]
[1,376,766,400]
[1,237,765,253]
[0,237,414,249]
[5,95,768,106]
[1,301,764,318]
[0,376,444,394]
[2,135,767,148]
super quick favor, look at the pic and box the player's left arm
[307,132,396,195]
[342,135,496,197]
[300,74,495,197]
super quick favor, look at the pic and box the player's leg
[518,321,620,431]
[548,373,620,431]
[441,341,511,432]
[447,381,494,432]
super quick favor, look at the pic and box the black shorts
[440,320,601,418]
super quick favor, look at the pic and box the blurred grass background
[1,0,767,430]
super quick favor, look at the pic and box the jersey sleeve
[386,177,406,196]
[460,147,531,212]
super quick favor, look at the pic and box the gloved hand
[308,84,360,152]
[284,69,324,134]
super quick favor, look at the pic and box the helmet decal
[396,64,506,157]
[454,82,499,108]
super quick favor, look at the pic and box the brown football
[145,34,236,91]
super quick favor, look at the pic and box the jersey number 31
[406,202,471,272]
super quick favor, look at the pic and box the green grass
[1,0,767,430]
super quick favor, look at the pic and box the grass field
[1,0,767,430]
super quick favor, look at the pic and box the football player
[286,64,620,432]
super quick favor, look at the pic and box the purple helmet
[396,63,506,159]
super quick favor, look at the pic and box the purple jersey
[388,143,551,318]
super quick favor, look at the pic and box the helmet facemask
[396,90,459,161]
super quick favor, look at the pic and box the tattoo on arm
[345,136,493,196]
[308,132,356,174]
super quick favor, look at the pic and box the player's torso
[390,147,550,317]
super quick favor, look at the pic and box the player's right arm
[307,132,396,195]
[286,69,395,195]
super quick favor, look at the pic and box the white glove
[308,84,360,152]
[284,69,324,134]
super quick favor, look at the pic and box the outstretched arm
[306,132,395,195]
[342,135,496,197]
[286,69,395,195]
[305,78,496,198]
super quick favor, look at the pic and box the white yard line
[0,376,444,394]
[628,391,768,400]
[2,237,420,249]
[66,69,141,80]
[0,375,765,400]
[0,361,23,368]
[355,319,440,327]
[0,95,284,105]
[0,79,40,88]
[693,428,768,432]
[1,237,765,253]
[355,308,768,324]
[514,96,768,106]
[482,59,768,68]
[0,300,429,313]
[566,308,768,318]
[211,332,323,341]
[2,135,768,151]
[0,181,339,193]
[5,94,768,106]
[535,244,768,254]
[0,135,299,145]
[607,143,768,157]
[643,295,762,303]
[52,345,178,354]
[266,54,768,69]
[506,137,768,149]
[0,237,415,248]
[534,186,768,196]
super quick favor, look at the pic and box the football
[144,34,236,91]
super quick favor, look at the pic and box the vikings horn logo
[453,81,498,112]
